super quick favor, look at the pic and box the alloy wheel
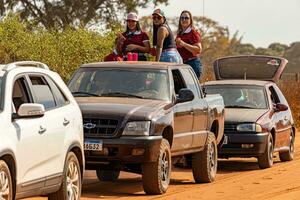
[0,171,10,200]
[66,161,80,200]
[161,151,170,187]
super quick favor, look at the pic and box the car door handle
[39,126,47,134]
[63,118,70,126]
[190,110,194,115]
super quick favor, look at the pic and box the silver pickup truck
[68,62,225,194]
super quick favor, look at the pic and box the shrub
[0,16,116,81]
[279,81,300,128]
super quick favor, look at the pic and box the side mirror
[12,103,45,120]
[176,88,194,104]
[274,103,288,112]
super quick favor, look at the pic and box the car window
[273,85,289,106]
[180,68,201,98]
[46,76,69,107]
[269,86,280,104]
[171,69,186,94]
[29,75,56,110]
[12,77,31,111]
[206,85,268,109]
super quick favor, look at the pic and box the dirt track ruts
[31,132,299,200]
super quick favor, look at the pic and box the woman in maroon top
[175,10,202,78]
[116,12,150,61]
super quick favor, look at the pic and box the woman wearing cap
[152,8,182,63]
[175,10,202,78]
[116,12,150,61]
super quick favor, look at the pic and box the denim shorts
[184,58,202,79]
[160,50,183,64]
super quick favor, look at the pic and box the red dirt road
[32,132,299,200]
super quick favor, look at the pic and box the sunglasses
[152,15,162,20]
[180,16,190,21]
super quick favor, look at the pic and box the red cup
[132,53,138,61]
[127,52,132,61]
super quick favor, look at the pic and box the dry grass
[278,81,300,128]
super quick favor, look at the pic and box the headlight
[236,123,262,133]
[123,121,151,136]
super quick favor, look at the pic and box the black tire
[0,160,13,200]
[142,139,171,194]
[192,132,217,183]
[279,130,295,162]
[48,152,81,200]
[96,170,120,182]
[258,134,274,169]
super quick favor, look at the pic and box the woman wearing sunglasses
[152,9,182,63]
[116,12,150,61]
[175,10,202,78]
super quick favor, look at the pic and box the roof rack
[3,61,49,71]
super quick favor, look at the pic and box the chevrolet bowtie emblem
[83,123,96,129]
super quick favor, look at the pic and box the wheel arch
[210,120,219,142]
[162,126,174,147]
[67,143,84,180]
[0,151,17,199]
[271,128,276,147]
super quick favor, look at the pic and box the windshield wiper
[226,105,254,109]
[72,91,100,97]
[101,92,144,99]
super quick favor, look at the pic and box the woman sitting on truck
[152,8,182,63]
[175,10,202,78]
[116,12,150,61]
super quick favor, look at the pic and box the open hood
[213,55,288,82]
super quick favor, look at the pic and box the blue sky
[138,0,300,48]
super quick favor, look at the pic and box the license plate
[84,140,103,151]
[223,135,228,145]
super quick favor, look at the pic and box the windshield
[205,85,268,109]
[68,68,170,101]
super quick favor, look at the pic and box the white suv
[0,61,84,200]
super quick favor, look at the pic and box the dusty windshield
[68,68,170,101]
[205,85,268,109]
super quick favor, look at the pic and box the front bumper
[219,132,269,157]
[84,136,162,169]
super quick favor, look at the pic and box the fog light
[132,148,145,156]
[242,144,254,148]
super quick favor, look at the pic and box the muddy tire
[258,134,274,169]
[48,152,81,200]
[142,139,171,194]
[279,130,295,162]
[192,132,217,183]
[0,160,13,200]
[96,170,120,182]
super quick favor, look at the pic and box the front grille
[83,118,118,137]
[224,123,237,133]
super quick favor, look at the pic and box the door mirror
[13,103,45,119]
[274,103,288,112]
[176,88,194,104]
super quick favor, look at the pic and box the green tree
[284,42,300,73]
[0,0,168,30]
